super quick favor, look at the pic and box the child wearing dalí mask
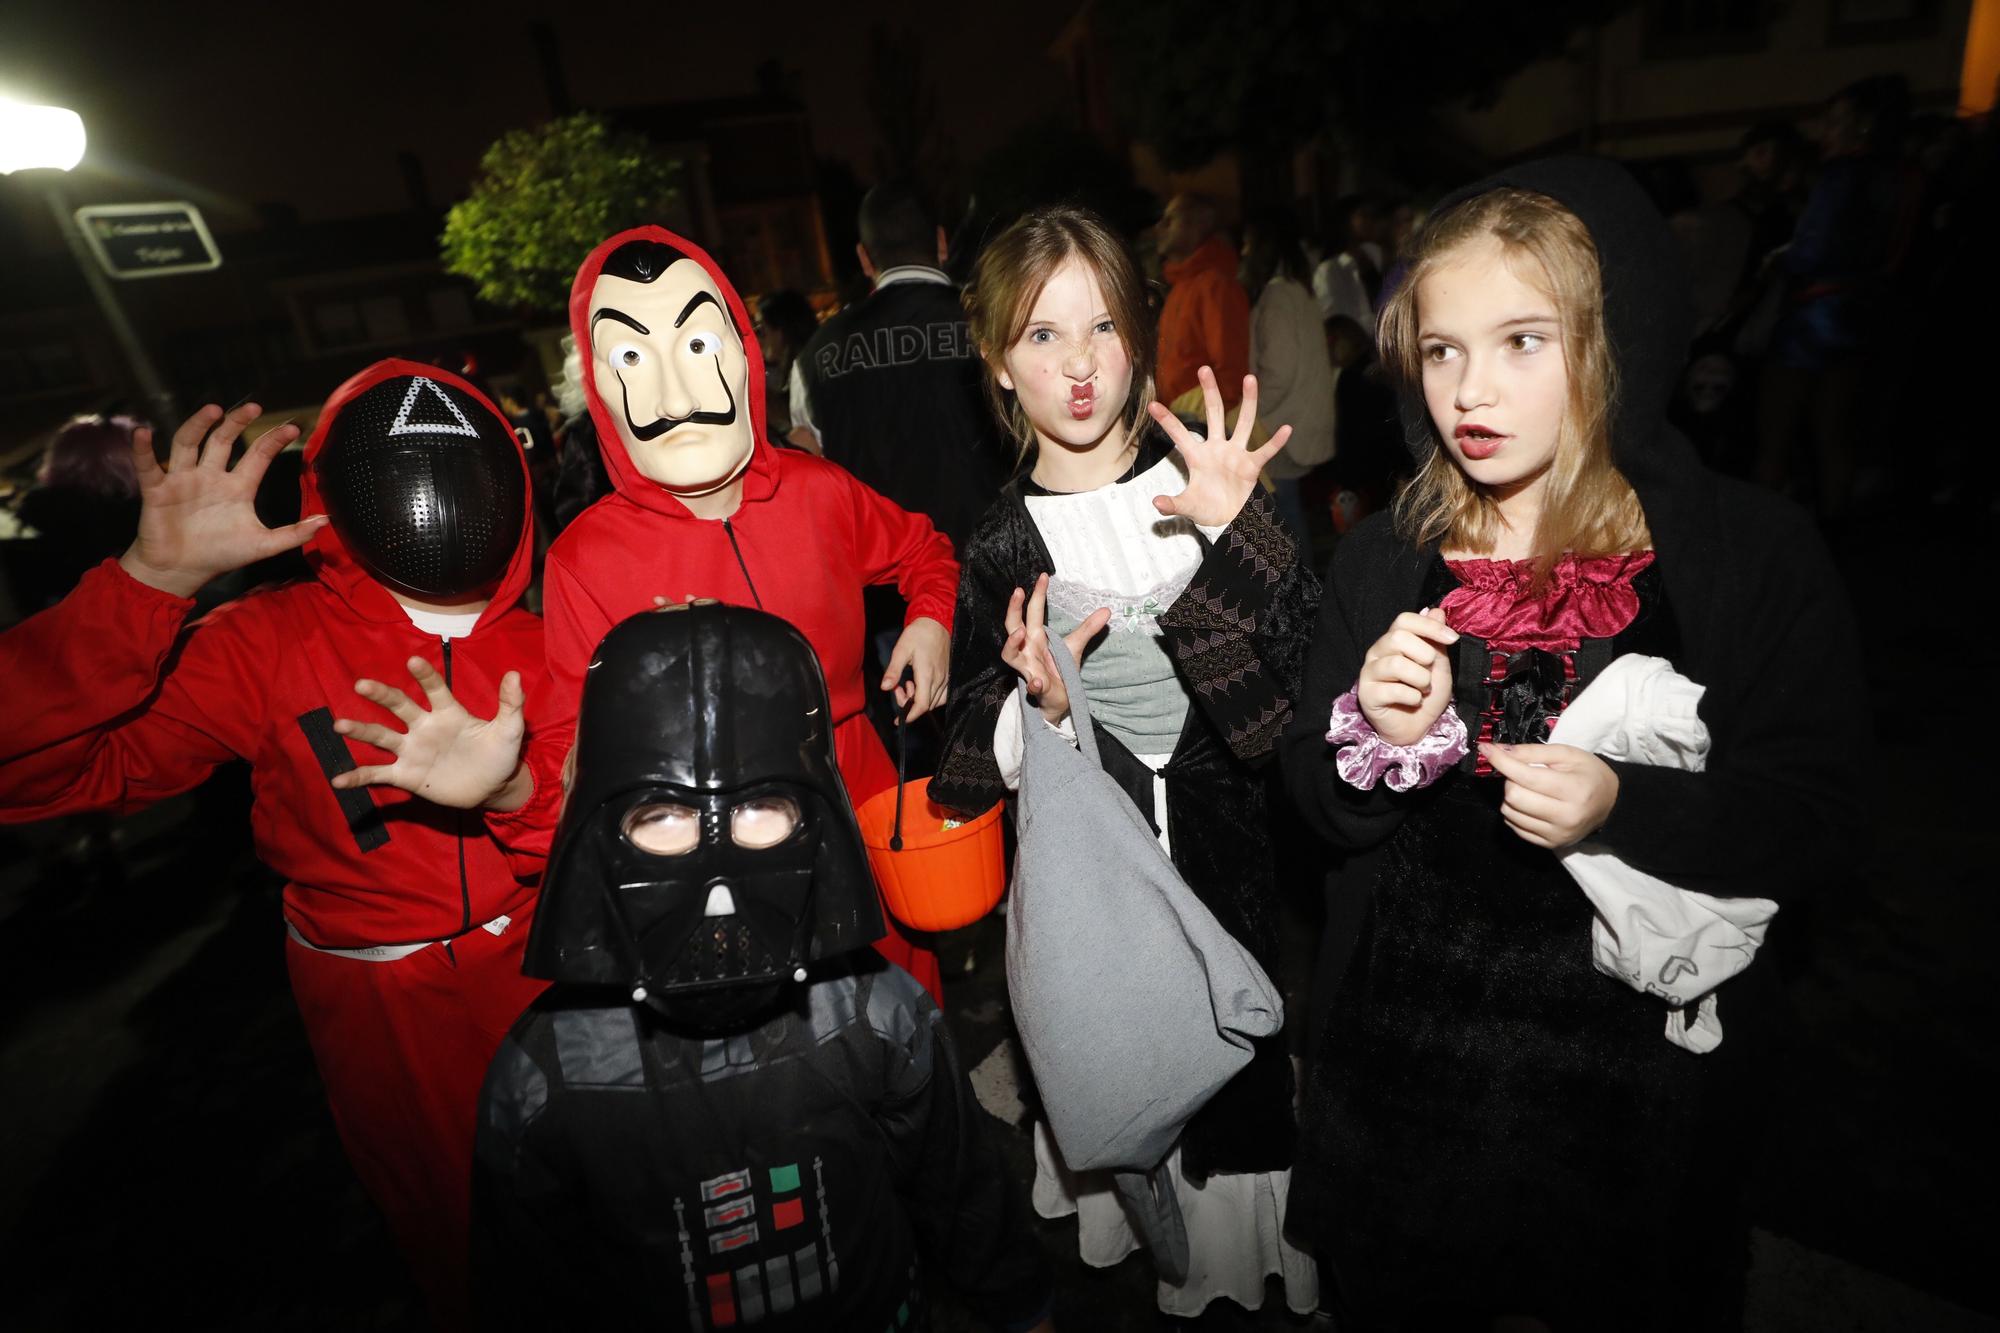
[1280,159,1863,1330]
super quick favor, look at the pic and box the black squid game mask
[523,603,884,1029]
[312,372,526,602]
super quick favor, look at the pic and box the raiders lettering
[814,322,973,380]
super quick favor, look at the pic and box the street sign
[72,201,222,279]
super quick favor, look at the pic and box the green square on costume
[768,1163,801,1194]
[897,1301,910,1326]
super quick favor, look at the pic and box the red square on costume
[706,1272,737,1326]
[771,1198,805,1231]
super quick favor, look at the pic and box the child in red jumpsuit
[0,364,549,1325]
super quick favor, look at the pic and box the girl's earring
[999,372,1014,391]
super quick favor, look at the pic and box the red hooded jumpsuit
[0,361,549,1322]
[485,226,954,1001]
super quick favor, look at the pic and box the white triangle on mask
[389,376,480,438]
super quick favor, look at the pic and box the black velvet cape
[1278,158,1868,1329]
[929,437,1322,1179]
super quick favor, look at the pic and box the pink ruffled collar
[1440,550,1655,653]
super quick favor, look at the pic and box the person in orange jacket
[1155,193,1252,410]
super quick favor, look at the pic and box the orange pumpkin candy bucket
[855,696,1005,932]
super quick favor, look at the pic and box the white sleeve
[1311,258,1339,321]
[992,689,1076,792]
[1327,256,1372,327]
[787,359,818,441]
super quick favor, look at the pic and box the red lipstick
[1066,381,1096,421]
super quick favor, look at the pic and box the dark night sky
[0,0,1080,236]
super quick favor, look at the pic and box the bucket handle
[890,665,914,851]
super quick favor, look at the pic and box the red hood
[568,225,781,520]
[297,358,536,625]
[1164,233,1240,287]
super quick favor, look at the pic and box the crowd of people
[0,68,1976,1331]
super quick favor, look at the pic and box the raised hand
[1481,741,1621,850]
[882,616,951,722]
[1357,607,1458,746]
[119,402,328,598]
[1001,573,1111,726]
[1145,365,1293,529]
[331,656,530,811]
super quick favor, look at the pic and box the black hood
[524,603,884,1026]
[1407,156,1701,519]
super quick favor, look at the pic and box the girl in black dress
[1280,159,1862,1331]
[930,205,1321,1318]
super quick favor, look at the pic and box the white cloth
[990,454,1226,777]
[1311,252,1375,330]
[1032,1122,1319,1319]
[284,912,512,962]
[1023,454,1222,633]
[1248,276,1336,477]
[786,358,816,441]
[869,264,953,290]
[399,605,482,640]
[1548,654,1779,1054]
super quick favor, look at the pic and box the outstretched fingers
[264,513,330,556]
[1024,572,1051,639]
[1197,365,1226,447]
[495,671,525,724]
[353,677,426,727]
[1063,606,1111,661]
[1003,586,1027,639]
[200,401,263,471]
[1232,373,1260,447]
[1249,422,1292,468]
[331,763,397,792]
[234,420,299,485]
[1145,399,1197,451]
[131,424,164,489]
[332,718,406,754]
[404,656,457,712]
[168,405,221,472]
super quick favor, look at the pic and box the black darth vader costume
[473,604,1050,1332]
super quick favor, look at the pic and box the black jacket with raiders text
[795,276,1010,551]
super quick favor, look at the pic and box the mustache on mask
[618,358,739,442]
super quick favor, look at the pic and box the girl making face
[930,206,1322,1320]
[994,256,1136,489]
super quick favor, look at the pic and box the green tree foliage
[1094,0,1633,172]
[441,113,681,314]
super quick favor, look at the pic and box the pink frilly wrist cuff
[1326,688,1468,792]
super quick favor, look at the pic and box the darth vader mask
[524,603,883,1030]
[312,373,526,601]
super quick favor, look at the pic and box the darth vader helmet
[524,603,883,1029]
[312,372,526,601]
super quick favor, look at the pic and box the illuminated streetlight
[0,99,87,174]
[0,98,175,421]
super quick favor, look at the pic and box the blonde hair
[963,205,1156,466]
[1380,187,1649,582]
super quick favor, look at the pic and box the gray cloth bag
[1006,635,1283,1282]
